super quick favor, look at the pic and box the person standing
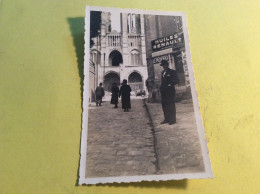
[110,82,119,108]
[119,79,132,112]
[95,83,105,106]
[160,60,179,125]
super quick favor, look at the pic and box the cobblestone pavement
[86,98,157,178]
[85,96,205,178]
[145,101,205,174]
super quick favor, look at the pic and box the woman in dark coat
[119,79,132,112]
[110,82,119,108]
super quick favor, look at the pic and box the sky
[110,11,121,32]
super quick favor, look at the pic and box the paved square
[85,97,204,178]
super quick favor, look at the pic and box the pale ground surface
[86,97,157,177]
[146,100,205,174]
[86,95,204,178]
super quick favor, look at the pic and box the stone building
[90,11,148,92]
[89,60,96,102]
[144,15,190,101]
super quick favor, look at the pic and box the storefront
[147,32,190,102]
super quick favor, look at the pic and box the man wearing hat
[160,60,179,125]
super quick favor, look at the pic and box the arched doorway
[128,72,143,91]
[109,50,123,66]
[104,72,120,91]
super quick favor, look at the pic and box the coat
[110,86,119,104]
[160,68,179,104]
[119,85,131,109]
[95,86,105,99]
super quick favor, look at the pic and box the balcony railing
[107,34,121,47]
[128,35,141,46]
[107,34,141,47]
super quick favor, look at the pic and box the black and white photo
[79,6,213,184]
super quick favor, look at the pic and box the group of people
[95,60,179,123]
[95,79,132,112]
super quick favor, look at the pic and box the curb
[143,98,160,172]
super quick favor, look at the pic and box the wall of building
[89,61,96,102]
[144,15,190,101]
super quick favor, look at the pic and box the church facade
[90,12,148,93]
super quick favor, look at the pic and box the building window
[127,13,137,33]
[90,53,93,62]
[128,14,131,33]
[130,50,141,66]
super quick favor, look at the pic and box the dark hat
[160,60,169,66]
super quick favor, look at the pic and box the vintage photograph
[79,6,213,184]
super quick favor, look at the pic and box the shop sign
[151,33,184,52]
[152,48,172,58]
[153,55,169,64]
